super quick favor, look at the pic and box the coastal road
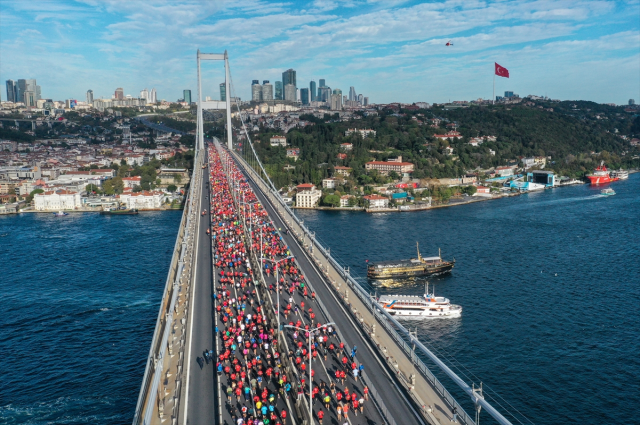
[240,159,427,425]
[184,166,217,425]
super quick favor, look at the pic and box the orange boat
[587,161,619,185]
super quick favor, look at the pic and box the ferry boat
[53,211,68,217]
[377,284,462,318]
[100,207,138,215]
[600,188,616,196]
[587,162,619,185]
[367,243,455,279]
[610,169,629,180]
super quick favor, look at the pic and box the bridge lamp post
[284,322,335,424]
[263,256,294,346]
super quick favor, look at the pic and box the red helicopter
[446,40,453,46]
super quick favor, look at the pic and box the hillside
[251,100,640,189]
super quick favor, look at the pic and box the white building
[118,191,164,210]
[270,136,287,147]
[364,194,389,209]
[495,166,515,177]
[122,176,142,189]
[345,129,376,137]
[34,190,82,211]
[295,184,321,208]
[322,178,336,189]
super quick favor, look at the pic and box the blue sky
[1,0,639,104]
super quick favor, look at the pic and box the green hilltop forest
[249,100,640,189]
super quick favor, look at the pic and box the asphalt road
[240,160,426,425]
[185,167,217,425]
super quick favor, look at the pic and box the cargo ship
[587,162,619,185]
[367,243,455,279]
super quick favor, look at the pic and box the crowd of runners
[205,145,375,425]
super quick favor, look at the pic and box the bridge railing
[132,151,203,425]
[232,148,477,425]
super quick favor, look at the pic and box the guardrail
[132,151,204,425]
[232,148,477,425]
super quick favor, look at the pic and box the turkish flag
[495,62,509,78]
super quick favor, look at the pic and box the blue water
[295,175,640,424]
[0,211,182,424]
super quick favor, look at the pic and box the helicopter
[445,40,453,46]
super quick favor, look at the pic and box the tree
[103,177,124,195]
[463,185,477,196]
[86,184,100,194]
[167,184,178,193]
[173,173,183,184]
[322,194,340,207]
[27,188,44,204]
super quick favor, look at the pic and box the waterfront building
[219,83,226,101]
[270,136,287,147]
[310,80,316,101]
[261,83,273,101]
[275,81,283,100]
[122,176,142,189]
[295,183,321,208]
[300,88,309,105]
[282,69,296,88]
[114,88,124,100]
[340,195,354,207]
[365,160,414,175]
[363,194,389,209]
[118,190,164,210]
[284,84,296,102]
[34,190,82,211]
[6,80,17,103]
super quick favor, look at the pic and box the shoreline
[7,207,184,215]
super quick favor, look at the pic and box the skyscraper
[262,83,273,101]
[319,79,325,88]
[252,80,260,86]
[17,79,37,103]
[300,88,309,105]
[86,89,94,105]
[183,89,192,104]
[282,69,296,88]
[310,80,317,102]
[140,88,148,101]
[115,88,124,100]
[349,86,356,101]
[330,93,342,111]
[364,97,369,106]
[6,80,17,103]
[284,84,296,102]
[333,88,342,96]
[251,82,262,102]
[149,88,157,103]
[23,91,36,107]
[275,81,283,100]
[220,83,226,101]
[358,94,363,104]
[318,87,331,102]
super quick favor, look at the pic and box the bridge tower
[196,50,232,151]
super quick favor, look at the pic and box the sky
[1,0,639,105]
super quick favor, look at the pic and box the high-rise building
[252,82,263,102]
[310,80,317,102]
[149,88,157,103]
[364,97,369,106]
[318,87,331,102]
[183,89,192,104]
[262,83,273,101]
[358,94,363,104]
[36,85,41,100]
[220,83,226,101]
[504,91,514,98]
[349,86,356,101]
[6,80,17,103]
[284,84,296,102]
[319,79,325,88]
[140,88,148,101]
[333,88,342,96]
[115,88,124,100]
[17,79,37,103]
[252,80,260,86]
[275,81,283,100]
[23,90,36,107]
[300,88,309,105]
[630,99,636,105]
[282,69,296,88]
[86,89,94,105]
[330,93,342,111]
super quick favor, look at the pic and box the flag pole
[492,71,495,105]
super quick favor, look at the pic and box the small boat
[600,188,616,196]
[377,283,462,318]
[100,207,139,215]
[53,211,68,217]
[610,169,629,180]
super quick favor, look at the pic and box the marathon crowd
[206,146,375,425]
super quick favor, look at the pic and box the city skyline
[0,0,638,104]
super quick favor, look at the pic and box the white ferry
[610,169,629,180]
[377,284,462,318]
